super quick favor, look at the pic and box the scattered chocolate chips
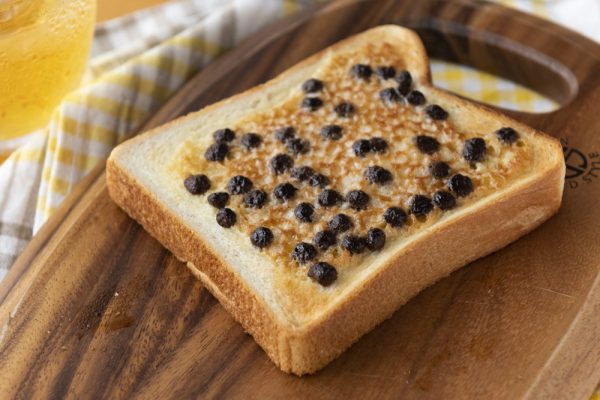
[380,87,401,104]
[291,166,314,181]
[227,175,253,195]
[286,138,310,155]
[309,173,329,188]
[429,161,450,179]
[351,64,373,80]
[353,139,371,157]
[496,127,519,144]
[414,135,440,154]
[396,70,412,95]
[308,262,337,286]
[425,104,449,121]
[273,182,297,201]
[410,195,434,216]
[241,133,262,149]
[329,213,353,233]
[321,125,343,140]
[244,189,267,208]
[275,126,296,143]
[313,230,337,251]
[318,189,343,207]
[302,78,324,93]
[204,142,229,162]
[376,66,396,80]
[463,137,486,162]
[366,228,386,251]
[406,90,426,106]
[383,207,407,228]
[341,234,367,254]
[251,227,273,248]
[365,165,392,185]
[292,242,317,263]
[207,192,229,208]
[302,97,323,111]
[432,190,456,210]
[448,174,474,197]
[334,102,356,118]
[370,137,388,153]
[294,202,315,222]
[216,208,236,228]
[270,154,294,174]
[346,190,370,210]
[213,128,235,143]
[184,174,210,195]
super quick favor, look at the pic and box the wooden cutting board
[1,0,600,398]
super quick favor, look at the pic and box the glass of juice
[0,0,96,141]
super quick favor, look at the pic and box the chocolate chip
[376,66,396,80]
[184,174,210,195]
[410,195,433,216]
[396,70,412,95]
[308,262,337,286]
[366,228,386,251]
[341,234,366,254]
[370,137,388,153]
[432,190,456,210]
[302,97,323,111]
[216,208,236,228]
[302,78,324,93]
[294,202,315,222]
[429,161,450,179]
[448,174,474,197]
[463,137,486,162]
[213,128,235,143]
[270,154,294,174]
[425,104,448,120]
[334,102,356,118]
[346,190,370,210]
[351,64,372,80]
[244,189,267,208]
[406,90,426,106]
[383,207,407,227]
[251,227,273,248]
[318,189,342,207]
[227,175,253,195]
[204,142,229,162]
[353,139,371,157]
[365,166,392,185]
[415,135,440,154]
[309,173,329,188]
[207,192,229,208]
[292,242,317,263]
[275,126,295,143]
[273,182,297,201]
[496,127,519,144]
[321,125,343,140]
[380,87,401,104]
[286,138,310,155]
[291,166,314,181]
[313,230,337,251]
[241,133,262,149]
[329,213,353,233]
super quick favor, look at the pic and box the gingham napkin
[0,0,599,280]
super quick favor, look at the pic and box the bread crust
[106,25,565,375]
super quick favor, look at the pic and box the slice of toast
[106,25,565,375]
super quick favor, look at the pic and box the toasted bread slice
[107,25,565,375]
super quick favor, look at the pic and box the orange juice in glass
[0,0,96,140]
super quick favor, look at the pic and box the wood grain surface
[2,0,600,398]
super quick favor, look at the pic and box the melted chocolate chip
[406,90,426,106]
[275,126,296,143]
[496,127,519,144]
[227,175,253,195]
[425,104,449,120]
[334,102,356,118]
[365,166,392,185]
[351,64,372,80]
[213,128,235,143]
[216,208,236,228]
[308,262,337,286]
[329,213,353,233]
[410,195,434,216]
[184,174,210,195]
[318,189,342,207]
[204,142,229,162]
[376,66,396,80]
[383,207,407,228]
[429,161,450,179]
[291,166,314,181]
[292,242,317,263]
[415,135,440,154]
[321,125,343,140]
[270,154,294,174]
[313,230,337,251]
[366,228,386,251]
[244,189,267,208]
[396,70,412,95]
[273,182,297,201]
[341,234,367,254]
[286,138,310,155]
[432,190,456,210]
[302,97,323,111]
[207,192,229,208]
[240,133,262,149]
[370,137,388,153]
[251,227,273,248]
[448,174,474,197]
[463,137,486,162]
[309,173,329,188]
[294,202,315,222]
[380,87,401,104]
[346,190,370,210]
[353,139,371,157]
[302,78,324,93]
